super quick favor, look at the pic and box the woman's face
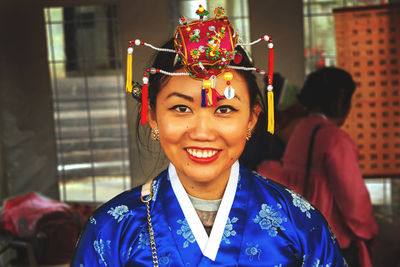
[148,70,259,195]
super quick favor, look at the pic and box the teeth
[186,148,218,158]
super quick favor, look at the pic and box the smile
[186,148,218,158]
[185,148,221,163]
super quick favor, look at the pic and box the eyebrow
[217,94,241,102]
[166,92,194,102]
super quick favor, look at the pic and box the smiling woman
[72,5,347,267]
[148,68,258,199]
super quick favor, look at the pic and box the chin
[180,162,229,183]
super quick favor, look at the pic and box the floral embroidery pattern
[312,258,332,267]
[152,179,161,201]
[93,239,111,265]
[221,217,238,244]
[89,216,96,224]
[253,203,287,237]
[176,218,196,248]
[107,205,129,222]
[138,231,150,249]
[237,175,242,189]
[286,189,315,218]
[302,255,307,267]
[245,242,262,261]
[159,253,171,266]
[328,225,337,244]
[121,246,133,261]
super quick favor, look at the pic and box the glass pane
[304,15,336,73]
[307,0,343,14]
[94,176,130,202]
[56,75,87,99]
[228,0,249,17]
[177,0,207,21]
[345,0,388,6]
[365,179,392,205]
[45,5,130,203]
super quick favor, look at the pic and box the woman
[72,7,345,266]
[258,67,378,267]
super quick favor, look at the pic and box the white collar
[168,161,239,261]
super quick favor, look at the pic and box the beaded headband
[126,5,275,134]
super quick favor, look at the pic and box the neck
[176,170,230,200]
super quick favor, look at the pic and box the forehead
[159,69,249,97]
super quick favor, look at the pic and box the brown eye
[170,105,191,113]
[216,105,238,114]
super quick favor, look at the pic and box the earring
[151,129,159,141]
[246,128,252,141]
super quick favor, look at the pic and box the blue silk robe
[72,164,346,266]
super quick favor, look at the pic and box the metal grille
[334,4,400,177]
[44,5,130,203]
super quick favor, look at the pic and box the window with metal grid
[44,5,130,203]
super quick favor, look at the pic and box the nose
[188,111,217,141]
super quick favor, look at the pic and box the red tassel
[211,89,218,105]
[141,76,148,125]
[268,41,274,86]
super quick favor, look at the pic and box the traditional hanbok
[72,162,346,266]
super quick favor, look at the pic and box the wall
[0,104,7,202]
[0,1,59,202]
[119,0,173,187]
[249,0,305,87]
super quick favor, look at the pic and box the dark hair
[297,67,356,118]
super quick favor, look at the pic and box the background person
[258,67,378,267]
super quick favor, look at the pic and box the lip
[185,147,221,164]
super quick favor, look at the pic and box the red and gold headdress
[126,5,275,134]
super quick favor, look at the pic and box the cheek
[220,120,248,145]
[158,119,187,144]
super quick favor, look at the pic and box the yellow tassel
[125,48,133,93]
[267,90,274,134]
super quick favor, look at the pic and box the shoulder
[86,170,167,233]
[317,123,357,152]
[72,171,168,266]
[241,168,342,255]
[240,167,295,200]
[240,167,328,224]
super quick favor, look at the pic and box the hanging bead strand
[266,38,275,134]
[130,39,176,53]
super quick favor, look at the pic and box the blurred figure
[258,67,378,267]
[240,73,305,170]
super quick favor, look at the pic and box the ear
[248,103,261,131]
[147,106,158,130]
